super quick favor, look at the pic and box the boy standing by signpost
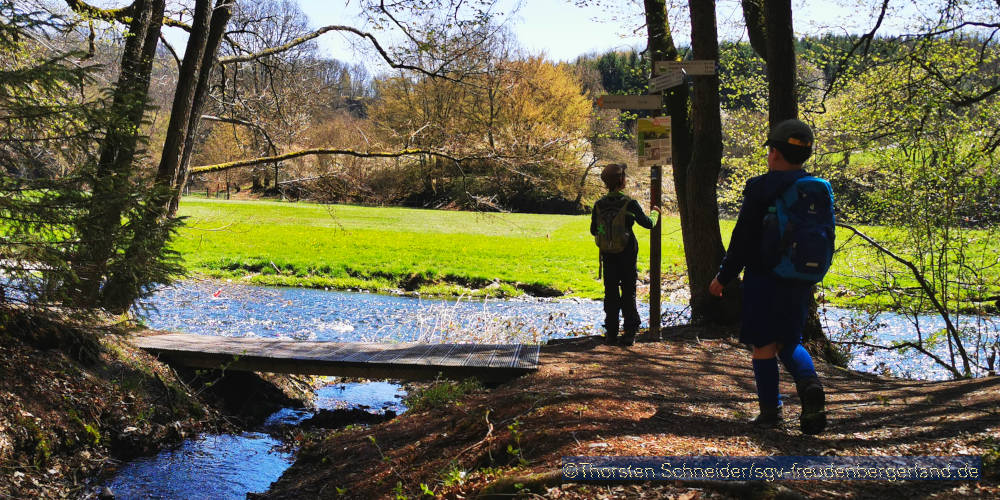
[591,164,660,347]
[709,119,834,435]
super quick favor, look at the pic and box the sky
[135,0,923,72]
[290,0,915,69]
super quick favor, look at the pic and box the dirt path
[264,326,999,499]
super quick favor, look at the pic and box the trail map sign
[596,94,662,110]
[637,117,672,167]
[654,60,717,76]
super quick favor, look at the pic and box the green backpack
[594,196,633,254]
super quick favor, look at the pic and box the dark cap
[600,163,627,189]
[764,118,814,149]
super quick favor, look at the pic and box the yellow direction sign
[637,117,672,167]
[654,60,716,76]
[596,94,662,110]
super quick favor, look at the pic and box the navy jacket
[718,169,809,285]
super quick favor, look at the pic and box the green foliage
[575,49,648,96]
[439,461,467,487]
[403,377,482,412]
[1,1,183,313]
[505,418,527,467]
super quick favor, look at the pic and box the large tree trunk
[764,0,798,123]
[686,0,740,323]
[154,0,214,196]
[645,0,738,324]
[170,0,234,215]
[104,0,217,313]
[74,0,165,307]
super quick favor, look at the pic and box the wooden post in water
[650,165,662,338]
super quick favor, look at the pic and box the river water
[141,280,996,380]
[100,280,997,498]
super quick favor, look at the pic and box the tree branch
[215,24,465,83]
[63,0,134,22]
[811,0,890,112]
[831,339,964,379]
[190,148,473,174]
[836,223,972,376]
[200,114,277,156]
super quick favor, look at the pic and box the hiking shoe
[751,405,783,428]
[604,333,618,345]
[619,332,636,347]
[797,377,827,435]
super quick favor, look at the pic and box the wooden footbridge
[134,333,540,383]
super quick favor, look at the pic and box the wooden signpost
[643,59,714,339]
[654,59,717,76]
[594,59,714,340]
[648,72,684,93]
[637,116,671,340]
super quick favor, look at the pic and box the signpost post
[637,117,671,340]
[643,59,714,339]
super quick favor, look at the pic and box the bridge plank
[133,333,539,382]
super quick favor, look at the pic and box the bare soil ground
[264,326,999,499]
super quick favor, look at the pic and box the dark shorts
[739,270,812,348]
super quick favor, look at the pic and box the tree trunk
[170,0,234,215]
[103,0,214,313]
[741,0,768,62]
[764,0,797,123]
[74,0,165,307]
[645,0,737,324]
[155,0,214,196]
[686,0,740,323]
[643,0,692,319]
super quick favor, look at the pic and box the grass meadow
[173,198,999,307]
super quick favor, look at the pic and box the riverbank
[0,309,310,498]
[263,326,999,499]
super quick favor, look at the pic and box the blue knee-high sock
[752,358,780,409]
[778,344,817,381]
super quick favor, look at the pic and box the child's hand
[650,206,661,225]
[709,275,724,297]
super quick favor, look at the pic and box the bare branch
[200,114,277,155]
[158,33,182,70]
[190,147,475,174]
[836,222,972,376]
[64,0,192,30]
[215,24,466,83]
[814,0,890,109]
[831,339,964,379]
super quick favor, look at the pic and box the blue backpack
[761,176,836,284]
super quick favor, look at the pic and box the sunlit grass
[173,198,999,308]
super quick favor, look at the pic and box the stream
[99,280,998,498]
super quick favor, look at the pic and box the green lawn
[174,198,686,299]
[173,198,999,307]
